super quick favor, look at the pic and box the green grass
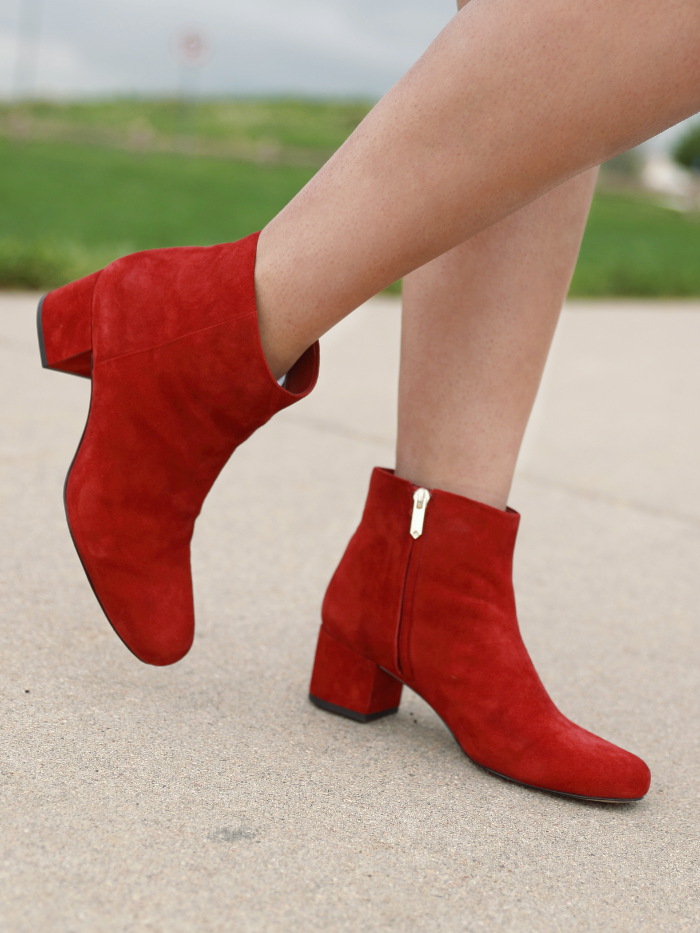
[0,135,316,287]
[571,192,700,297]
[0,98,373,162]
[0,99,699,295]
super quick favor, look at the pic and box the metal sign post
[175,29,210,152]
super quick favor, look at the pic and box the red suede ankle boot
[310,467,650,802]
[38,232,318,666]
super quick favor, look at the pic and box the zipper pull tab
[410,488,431,539]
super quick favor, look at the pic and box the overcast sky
[0,0,695,151]
[1,0,453,99]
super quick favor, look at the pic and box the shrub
[673,121,700,172]
[0,239,124,289]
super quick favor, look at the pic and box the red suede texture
[58,232,319,665]
[41,270,101,376]
[322,468,414,673]
[309,627,403,716]
[317,467,651,801]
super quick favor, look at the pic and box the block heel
[37,270,100,377]
[309,627,403,723]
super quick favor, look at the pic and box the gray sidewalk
[1,293,699,931]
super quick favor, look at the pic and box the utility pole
[13,0,44,100]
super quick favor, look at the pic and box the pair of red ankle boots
[38,232,650,803]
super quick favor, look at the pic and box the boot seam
[398,542,424,683]
[95,310,259,368]
[395,538,419,679]
[318,624,384,671]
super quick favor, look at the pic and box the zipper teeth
[396,487,431,678]
[395,539,416,680]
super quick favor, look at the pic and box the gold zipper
[396,487,432,678]
[409,487,431,538]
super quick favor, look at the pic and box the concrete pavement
[1,293,699,931]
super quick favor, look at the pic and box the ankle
[254,279,294,381]
[393,464,510,511]
[254,231,311,381]
[256,316,291,382]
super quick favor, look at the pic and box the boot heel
[309,627,402,723]
[37,270,101,378]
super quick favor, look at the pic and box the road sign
[178,30,209,67]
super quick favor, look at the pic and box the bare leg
[396,167,599,509]
[255,0,700,377]
[396,0,600,509]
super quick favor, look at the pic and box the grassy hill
[1,99,699,295]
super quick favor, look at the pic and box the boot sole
[475,761,645,804]
[309,694,400,724]
[309,684,646,804]
[60,379,148,664]
[36,295,49,369]
[39,294,152,662]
